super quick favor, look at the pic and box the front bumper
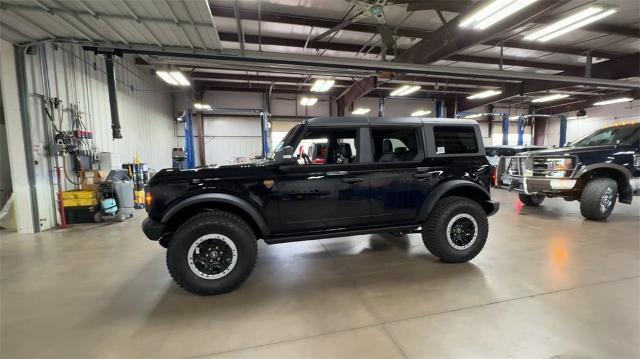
[142,217,164,241]
[498,174,577,194]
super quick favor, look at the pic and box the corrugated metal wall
[23,44,174,230]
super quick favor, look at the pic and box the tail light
[145,191,153,207]
[491,166,497,187]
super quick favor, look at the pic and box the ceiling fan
[312,0,465,57]
[312,0,396,54]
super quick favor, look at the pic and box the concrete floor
[1,189,639,358]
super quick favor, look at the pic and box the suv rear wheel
[166,210,257,295]
[580,178,617,220]
[422,196,488,263]
[518,193,545,206]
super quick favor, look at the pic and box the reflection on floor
[1,189,639,358]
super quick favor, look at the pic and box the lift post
[559,114,568,147]
[183,111,195,169]
[502,113,509,145]
[517,115,525,145]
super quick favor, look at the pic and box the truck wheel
[167,210,257,295]
[518,193,545,206]
[580,178,617,220]
[422,196,488,263]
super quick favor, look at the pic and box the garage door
[203,116,262,166]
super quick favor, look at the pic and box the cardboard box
[81,170,108,191]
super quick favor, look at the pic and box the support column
[435,99,444,118]
[197,111,205,166]
[378,96,384,117]
[502,113,509,145]
[260,112,270,158]
[533,117,547,146]
[559,114,567,147]
[0,40,36,233]
[184,111,195,169]
[517,115,525,145]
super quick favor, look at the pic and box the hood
[522,145,618,157]
[148,161,276,184]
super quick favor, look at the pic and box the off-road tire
[167,210,257,295]
[580,178,617,220]
[422,196,489,263]
[518,193,545,206]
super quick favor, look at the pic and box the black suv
[497,122,640,220]
[143,117,499,295]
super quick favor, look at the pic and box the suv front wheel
[580,178,617,220]
[422,196,489,263]
[167,210,257,295]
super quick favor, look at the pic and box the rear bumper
[142,217,164,241]
[485,200,500,217]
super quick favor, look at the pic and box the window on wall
[433,126,479,154]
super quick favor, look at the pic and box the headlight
[526,157,575,177]
[546,158,574,177]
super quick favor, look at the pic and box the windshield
[268,124,302,160]
[571,125,639,147]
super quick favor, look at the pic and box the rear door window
[371,128,423,162]
[433,126,479,154]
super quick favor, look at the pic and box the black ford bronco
[143,117,499,295]
[497,122,640,220]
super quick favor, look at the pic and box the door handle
[342,176,364,184]
[416,167,432,173]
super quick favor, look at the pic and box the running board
[263,225,420,245]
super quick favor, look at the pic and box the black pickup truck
[497,122,640,220]
[142,117,499,295]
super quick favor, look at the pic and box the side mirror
[273,146,297,164]
[564,141,572,147]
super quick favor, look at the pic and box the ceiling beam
[484,40,619,59]
[459,52,640,112]
[214,32,581,72]
[403,0,473,13]
[209,4,428,39]
[447,54,580,72]
[397,0,565,64]
[209,3,630,58]
[337,77,377,112]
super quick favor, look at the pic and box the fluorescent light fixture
[156,70,190,87]
[411,110,432,117]
[467,89,502,100]
[300,96,318,106]
[525,7,617,42]
[474,0,539,30]
[531,94,570,103]
[193,103,212,110]
[390,85,421,97]
[460,0,538,30]
[566,116,588,120]
[464,114,483,119]
[352,108,370,115]
[593,97,633,106]
[310,79,335,92]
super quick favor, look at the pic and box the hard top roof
[304,117,479,127]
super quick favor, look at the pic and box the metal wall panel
[21,43,174,230]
